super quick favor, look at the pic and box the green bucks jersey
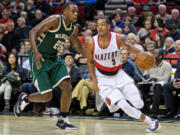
[34,15,75,58]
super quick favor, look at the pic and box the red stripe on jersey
[94,60,122,72]
[98,32,111,49]
[116,34,120,50]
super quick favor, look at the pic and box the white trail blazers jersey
[93,32,123,76]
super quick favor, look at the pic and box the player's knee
[117,99,129,110]
[133,100,144,109]
[42,92,52,102]
[60,79,72,93]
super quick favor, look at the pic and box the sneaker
[14,92,29,117]
[56,117,77,130]
[146,120,161,133]
[3,103,10,112]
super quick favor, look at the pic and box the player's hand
[92,79,99,95]
[34,52,45,69]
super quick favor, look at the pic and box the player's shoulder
[46,15,60,21]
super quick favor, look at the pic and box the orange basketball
[136,52,155,70]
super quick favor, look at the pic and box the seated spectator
[78,29,92,48]
[165,9,180,30]
[0,9,14,32]
[144,49,172,117]
[144,12,155,28]
[63,39,78,56]
[1,22,20,53]
[137,20,152,41]
[95,10,105,20]
[0,24,5,42]
[110,13,125,30]
[113,27,122,34]
[163,37,175,57]
[161,58,180,118]
[127,33,144,51]
[155,4,171,24]
[125,16,137,34]
[24,0,36,22]
[146,41,156,54]
[18,40,31,65]
[30,9,45,27]
[15,17,32,43]
[154,32,164,48]
[64,52,81,88]
[0,53,24,112]
[135,6,150,27]
[143,35,153,49]
[150,18,169,41]
[121,49,135,78]
[86,21,97,36]
[122,24,131,40]
[166,23,180,41]
[166,40,180,68]
[126,6,138,25]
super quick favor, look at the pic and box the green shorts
[29,54,70,94]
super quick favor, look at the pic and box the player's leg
[120,83,161,132]
[14,72,52,116]
[56,78,77,130]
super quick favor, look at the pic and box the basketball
[136,52,155,70]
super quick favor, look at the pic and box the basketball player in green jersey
[14,3,86,129]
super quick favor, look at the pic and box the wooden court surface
[0,115,180,135]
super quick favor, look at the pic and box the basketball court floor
[0,115,180,135]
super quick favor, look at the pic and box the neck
[99,31,111,40]
[11,64,16,68]
[63,15,71,27]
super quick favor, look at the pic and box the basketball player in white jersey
[86,18,161,133]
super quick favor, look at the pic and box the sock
[144,115,152,125]
[59,112,68,120]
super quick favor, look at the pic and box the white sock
[144,116,152,125]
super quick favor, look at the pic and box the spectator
[1,22,20,53]
[143,36,153,49]
[127,33,144,51]
[146,41,156,54]
[144,12,155,28]
[155,4,171,23]
[8,4,17,21]
[161,58,180,118]
[163,37,175,57]
[125,16,137,34]
[78,29,92,48]
[15,17,32,43]
[18,40,31,65]
[0,53,24,112]
[126,6,138,25]
[166,23,180,41]
[121,49,135,78]
[135,6,150,27]
[144,49,172,117]
[24,0,36,22]
[137,20,152,41]
[154,32,164,48]
[0,24,5,42]
[166,40,180,68]
[150,18,168,41]
[30,10,44,27]
[63,39,78,56]
[110,13,125,30]
[0,9,14,32]
[122,24,130,40]
[113,27,122,34]
[20,11,28,21]
[35,0,54,15]
[64,52,81,88]
[86,21,97,36]
[165,9,180,30]
[11,0,25,12]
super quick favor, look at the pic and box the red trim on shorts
[94,60,122,72]
[98,32,111,49]
[116,34,120,50]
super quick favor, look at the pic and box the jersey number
[112,58,116,65]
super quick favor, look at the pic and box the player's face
[97,19,110,36]
[65,5,78,23]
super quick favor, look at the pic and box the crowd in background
[0,0,180,119]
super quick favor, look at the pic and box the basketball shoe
[146,120,161,133]
[56,117,77,130]
[14,92,29,117]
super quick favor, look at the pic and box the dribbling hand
[34,52,45,69]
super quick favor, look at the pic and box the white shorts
[95,68,142,112]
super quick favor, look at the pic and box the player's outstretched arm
[86,38,99,94]
[29,15,60,69]
[70,26,86,57]
[117,34,142,55]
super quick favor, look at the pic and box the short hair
[156,18,164,28]
[97,17,110,24]
[62,3,75,11]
